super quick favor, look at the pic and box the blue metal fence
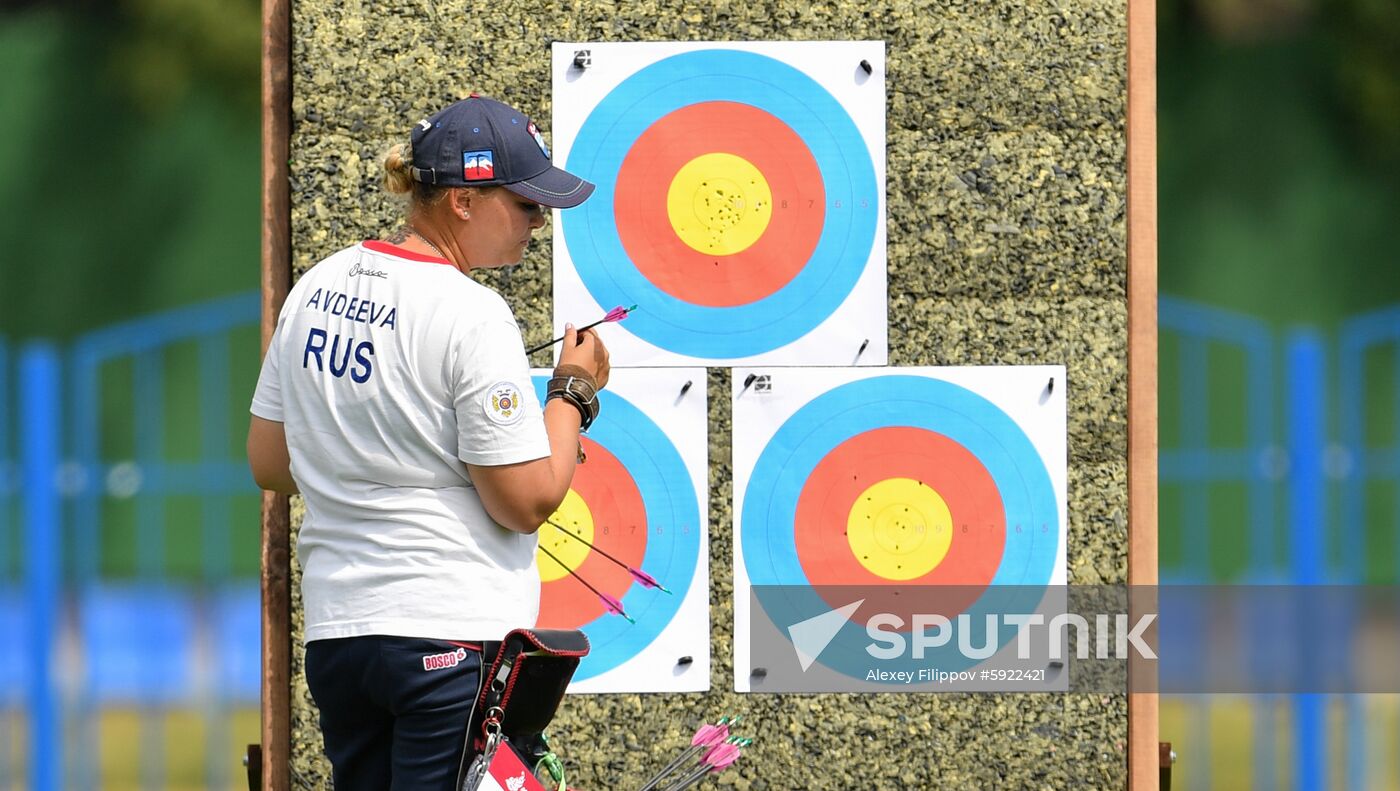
[1339,306,1400,583]
[1160,297,1400,790]
[0,336,15,787]
[22,343,62,791]
[1160,297,1280,791]
[1337,305,1400,790]
[7,293,262,790]
[1159,296,1278,585]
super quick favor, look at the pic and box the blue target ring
[563,49,878,358]
[742,375,1059,678]
[531,378,701,681]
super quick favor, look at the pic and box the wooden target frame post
[257,1,1158,788]
[257,0,292,788]
[1127,0,1160,788]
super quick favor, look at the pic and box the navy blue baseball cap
[409,94,595,208]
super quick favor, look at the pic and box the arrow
[537,543,635,623]
[661,737,751,791]
[636,717,734,791]
[527,304,636,354]
[597,591,632,624]
[545,518,672,594]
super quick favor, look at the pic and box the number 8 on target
[551,41,888,367]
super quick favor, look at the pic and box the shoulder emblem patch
[483,381,527,426]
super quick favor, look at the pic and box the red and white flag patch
[463,149,495,181]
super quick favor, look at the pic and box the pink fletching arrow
[693,719,730,747]
[704,743,743,773]
[636,717,734,791]
[701,740,741,766]
[629,568,673,594]
[709,721,732,745]
[667,739,749,791]
[690,723,720,747]
[601,304,635,323]
[599,593,635,624]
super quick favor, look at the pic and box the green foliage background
[0,1,260,343]
[1159,0,1400,325]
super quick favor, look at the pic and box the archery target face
[529,367,709,693]
[732,366,1067,690]
[551,41,887,366]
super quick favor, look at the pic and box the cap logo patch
[417,119,431,132]
[483,381,527,425]
[526,121,550,158]
[463,149,495,181]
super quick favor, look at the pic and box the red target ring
[613,101,825,307]
[793,426,1006,617]
[536,436,647,628]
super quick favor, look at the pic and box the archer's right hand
[559,323,610,390]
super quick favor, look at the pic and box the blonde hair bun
[382,143,415,195]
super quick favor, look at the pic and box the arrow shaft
[538,544,606,600]
[526,316,609,354]
[637,745,703,791]
[660,763,716,791]
[526,306,633,354]
[547,518,632,571]
[547,520,670,593]
[539,544,633,622]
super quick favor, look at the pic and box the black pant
[305,636,485,791]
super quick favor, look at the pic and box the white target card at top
[528,367,709,693]
[731,366,1068,691]
[551,41,887,367]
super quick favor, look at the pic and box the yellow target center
[666,153,773,255]
[846,478,953,581]
[536,488,595,583]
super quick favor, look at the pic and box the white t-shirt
[251,240,551,643]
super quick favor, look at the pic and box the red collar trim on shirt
[362,240,455,266]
